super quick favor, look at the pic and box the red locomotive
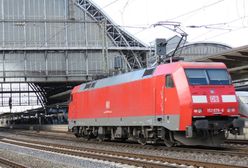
[68,62,244,146]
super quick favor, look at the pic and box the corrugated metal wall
[0,0,115,48]
[0,0,125,82]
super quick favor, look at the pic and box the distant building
[0,0,149,112]
[149,35,232,66]
[169,42,232,61]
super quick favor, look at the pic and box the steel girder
[76,0,148,69]
[0,83,44,108]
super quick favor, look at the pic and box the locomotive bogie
[71,125,177,146]
[70,116,243,146]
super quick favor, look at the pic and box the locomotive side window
[166,75,174,88]
[143,68,155,77]
[70,94,73,102]
[84,83,91,89]
[185,69,231,85]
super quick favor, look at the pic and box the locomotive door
[164,74,177,115]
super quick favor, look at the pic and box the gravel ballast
[0,137,135,168]
[1,131,248,167]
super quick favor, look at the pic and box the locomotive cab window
[166,75,174,88]
[185,69,231,85]
[207,69,231,85]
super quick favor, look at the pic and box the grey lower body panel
[69,115,180,131]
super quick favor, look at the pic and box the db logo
[210,95,219,103]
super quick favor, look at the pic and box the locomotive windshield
[185,69,231,85]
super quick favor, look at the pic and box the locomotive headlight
[227,107,235,113]
[193,108,203,114]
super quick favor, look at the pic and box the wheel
[224,130,229,139]
[74,133,80,138]
[138,138,147,145]
[81,134,91,141]
[97,137,104,142]
[137,134,147,145]
[164,139,174,147]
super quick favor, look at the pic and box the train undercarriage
[72,125,176,146]
[71,117,244,147]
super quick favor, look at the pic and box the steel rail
[0,157,27,168]
[0,136,247,168]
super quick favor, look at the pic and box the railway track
[225,139,248,145]
[0,136,247,168]
[1,129,248,167]
[9,129,248,158]
[0,157,27,168]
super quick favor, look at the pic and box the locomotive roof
[76,62,226,92]
[77,67,152,92]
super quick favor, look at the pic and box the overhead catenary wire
[91,0,248,48]
[202,26,248,42]
[167,0,225,21]
[96,0,229,42]
[189,15,248,41]
[102,0,121,9]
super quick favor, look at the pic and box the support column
[24,51,27,81]
[68,0,75,20]
[3,51,5,82]
[1,83,3,106]
[2,0,5,47]
[23,0,27,47]
[45,51,48,76]
[44,0,48,47]
[102,19,109,74]
[19,83,21,106]
[65,51,69,76]
[85,51,88,75]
